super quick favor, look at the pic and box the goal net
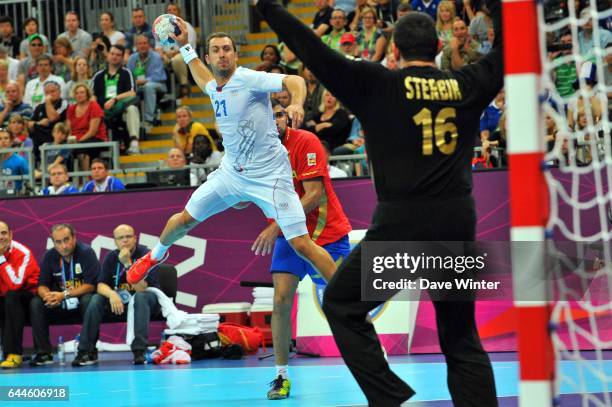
[508,0,611,405]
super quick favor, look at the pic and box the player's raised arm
[282,75,306,129]
[171,17,214,90]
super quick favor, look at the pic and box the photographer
[88,34,110,74]
[29,224,98,367]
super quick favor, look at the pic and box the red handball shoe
[127,251,165,284]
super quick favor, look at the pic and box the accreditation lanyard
[134,58,147,82]
[31,81,43,105]
[114,262,126,289]
[60,257,74,290]
[104,72,119,100]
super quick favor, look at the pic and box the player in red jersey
[251,102,352,399]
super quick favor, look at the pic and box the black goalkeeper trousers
[322,196,498,407]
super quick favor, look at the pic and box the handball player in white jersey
[127,18,337,285]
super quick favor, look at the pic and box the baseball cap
[340,32,355,45]
[28,33,43,44]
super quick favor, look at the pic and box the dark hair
[91,158,109,170]
[110,43,126,55]
[65,11,80,21]
[0,220,10,232]
[398,2,412,13]
[36,54,53,65]
[394,12,439,61]
[0,16,14,26]
[260,44,281,62]
[331,8,347,18]
[101,11,115,23]
[206,32,237,54]
[51,223,75,237]
[23,17,39,28]
[132,7,145,13]
[268,64,286,74]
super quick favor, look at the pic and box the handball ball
[153,14,181,49]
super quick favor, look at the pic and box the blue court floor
[1,352,610,406]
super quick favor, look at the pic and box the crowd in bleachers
[0,0,610,196]
[0,2,222,196]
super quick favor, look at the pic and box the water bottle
[58,336,65,365]
[74,334,80,354]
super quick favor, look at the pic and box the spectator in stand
[302,66,324,121]
[66,84,108,171]
[44,122,72,169]
[51,38,74,84]
[0,128,29,193]
[578,8,612,61]
[190,134,223,186]
[166,147,187,169]
[127,34,167,131]
[58,11,93,59]
[99,12,126,47]
[478,26,494,54]
[348,0,369,32]
[441,17,481,70]
[480,88,504,144]
[0,17,20,59]
[255,44,281,72]
[64,56,92,103]
[157,2,197,98]
[88,34,110,74]
[313,0,334,36]
[304,89,352,151]
[436,0,456,47]
[16,35,48,90]
[91,44,141,155]
[82,158,125,192]
[0,45,19,81]
[26,80,68,163]
[269,64,286,74]
[397,2,412,19]
[72,224,160,366]
[0,82,33,126]
[410,0,440,20]
[172,106,211,155]
[338,33,360,60]
[567,62,606,130]
[605,41,611,111]
[272,87,292,108]
[19,18,49,59]
[24,56,66,110]
[278,42,301,75]
[29,223,98,367]
[551,31,577,100]
[375,0,399,35]
[354,8,387,62]
[467,2,491,44]
[42,163,78,195]
[8,115,32,155]
[125,7,155,59]
[322,9,348,51]
[0,60,8,100]
[0,220,40,369]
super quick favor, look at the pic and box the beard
[211,63,234,80]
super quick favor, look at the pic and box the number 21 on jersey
[413,107,458,155]
[214,100,228,117]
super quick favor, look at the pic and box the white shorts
[185,159,308,240]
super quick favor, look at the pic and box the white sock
[275,365,289,379]
[151,242,170,261]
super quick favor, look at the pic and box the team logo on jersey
[278,202,289,210]
[307,152,317,166]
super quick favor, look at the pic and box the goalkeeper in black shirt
[255,0,503,405]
